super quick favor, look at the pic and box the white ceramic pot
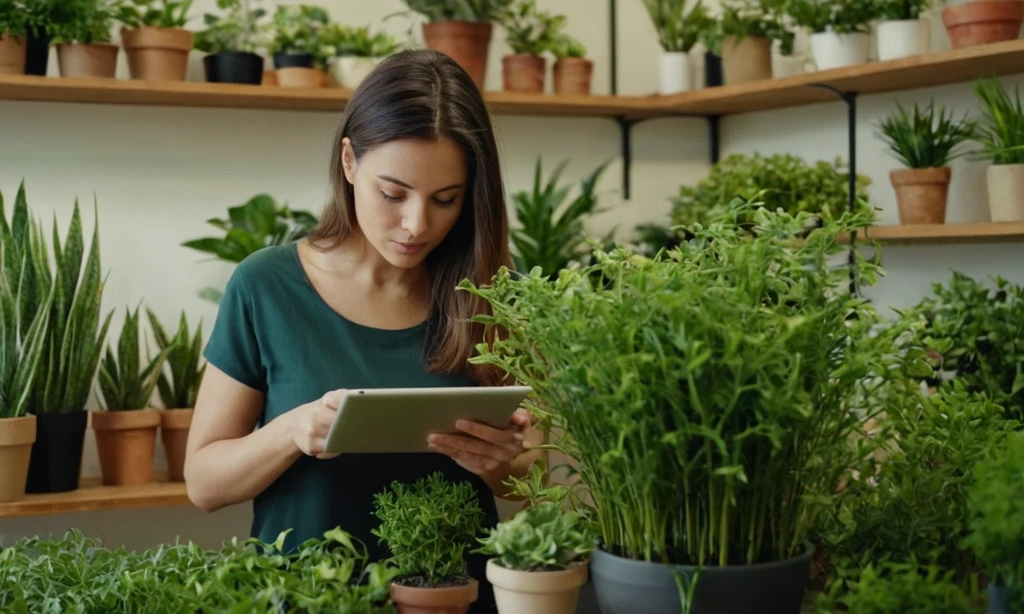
[810,31,870,71]
[658,51,691,95]
[772,52,808,78]
[329,55,379,90]
[487,559,589,614]
[875,19,931,61]
[987,163,1024,222]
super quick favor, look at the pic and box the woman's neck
[305,230,429,296]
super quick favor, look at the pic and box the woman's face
[342,135,467,269]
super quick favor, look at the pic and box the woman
[183,49,541,612]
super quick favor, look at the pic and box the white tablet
[322,386,533,455]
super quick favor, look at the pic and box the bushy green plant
[322,23,400,58]
[477,501,598,571]
[878,100,977,169]
[0,0,30,37]
[702,0,789,56]
[0,245,53,420]
[49,0,122,44]
[971,77,1024,166]
[817,560,984,614]
[642,0,714,53]
[268,3,332,65]
[786,0,876,34]
[461,203,909,568]
[501,0,565,56]
[400,0,513,23]
[552,33,586,59]
[964,433,1024,611]
[146,309,204,410]
[372,472,487,587]
[117,0,193,29]
[872,0,931,21]
[193,0,268,55]
[97,305,173,411]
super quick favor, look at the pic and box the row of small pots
[892,163,1024,225]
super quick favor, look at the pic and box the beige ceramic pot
[0,33,27,75]
[721,35,773,84]
[276,66,323,88]
[987,163,1024,222]
[121,26,193,81]
[890,166,952,224]
[487,559,589,614]
[57,42,119,78]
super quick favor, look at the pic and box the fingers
[320,388,349,410]
[455,419,524,447]
[429,432,523,462]
[428,442,503,476]
[509,408,536,428]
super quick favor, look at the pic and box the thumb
[510,408,535,429]
[321,389,350,410]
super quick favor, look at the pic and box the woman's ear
[341,137,357,184]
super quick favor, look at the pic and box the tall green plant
[117,0,193,29]
[877,100,977,168]
[0,249,53,420]
[147,309,205,409]
[971,77,1024,166]
[97,305,173,411]
[642,0,713,53]
[501,0,565,56]
[193,0,268,54]
[399,0,513,22]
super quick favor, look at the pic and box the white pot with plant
[323,23,399,90]
[643,0,714,94]
[499,0,565,94]
[51,0,122,78]
[972,78,1024,223]
[873,0,931,61]
[789,0,875,70]
[193,0,270,85]
[771,25,807,78]
[118,0,195,81]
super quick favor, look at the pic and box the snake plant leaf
[147,308,206,409]
[0,248,54,420]
[98,306,174,411]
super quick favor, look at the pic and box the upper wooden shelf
[863,221,1024,244]
[0,472,190,519]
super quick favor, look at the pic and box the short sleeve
[203,265,266,392]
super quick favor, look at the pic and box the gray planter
[989,584,1011,614]
[589,544,814,614]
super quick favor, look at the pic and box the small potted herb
[117,0,194,81]
[971,77,1024,223]
[372,471,487,614]
[642,0,713,94]
[50,0,122,79]
[877,99,976,225]
[0,0,30,74]
[323,23,400,91]
[787,0,877,71]
[872,0,932,61]
[92,305,173,486]
[193,0,268,85]
[499,0,565,94]
[941,0,1024,49]
[551,33,592,95]
[268,3,331,88]
[709,0,784,85]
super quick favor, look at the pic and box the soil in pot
[553,58,592,95]
[277,66,323,88]
[57,42,119,78]
[721,35,772,84]
[0,33,27,74]
[203,52,264,85]
[24,26,49,75]
[590,543,814,614]
[390,576,479,614]
[91,408,160,486]
[161,408,193,482]
[25,411,88,493]
[486,558,588,614]
[502,54,545,93]
[121,26,193,81]
[987,162,1024,221]
[943,1,1024,48]
[0,415,36,503]
[423,21,493,91]
[891,167,951,224]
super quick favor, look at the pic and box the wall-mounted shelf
[864,221,1024,244]
[0,473,190,519]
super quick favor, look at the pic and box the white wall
[2,0,1023,550]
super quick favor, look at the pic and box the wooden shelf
[863,221,1024,244]
[0,472,191,519]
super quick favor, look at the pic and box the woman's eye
[380,191,404,203]
[434,195,458,206]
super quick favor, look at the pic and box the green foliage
[642,0,714,53]
[477,501,599,571]
[0,182,114,415]
[49,0,123,44]
[817,560,984,614]
[551,33,586,58]
[971,77,1024,165]
[117,0,193,29]
[510,157,610,278]
[372,472,487,587]
[97,305,173,411]
[965,433,1024,611]
[871,0,931,21]
[146,308,204,409]
[461,203,908,567]
[193,0,268,54]
[322,23,401,58]
[0,527,396,613]
[269,3,333,66]
[400,0,513,23]
[0,243,53,420]
[501,0,565,56]
[785,0,876,34]
[0,0,30,37]
[702,0,789,56]
[877,100,977,169]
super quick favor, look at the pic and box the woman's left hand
[427,408,534,482]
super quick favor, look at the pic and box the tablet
[322,385,533,455]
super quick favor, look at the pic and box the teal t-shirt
[202,241,500,611]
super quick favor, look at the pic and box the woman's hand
[427,408,535,484]
[290,389,347,459]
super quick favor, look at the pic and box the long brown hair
[307,49,512,387]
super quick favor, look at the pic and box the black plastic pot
[590,544,814,614]
[24,26,50,76]
[273,52,314,69]
[25,411,88,493]
[704,52,723,88]
[203,52,264,85]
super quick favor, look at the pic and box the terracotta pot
[0,33,27,75]
[423,21,493,91]
[987,163,1024,221]
[262,69,278,86]
[276,66,323,88]
[942,1,1024,49]
[891,167,952,224]
[502,54,545,93]
[487,559,588,614]
[721,35,772,84]
[553,58,593,95]
[91,408,160,486]
[0,415,36,502]
[160,408,193,482]
[57,42,119,78]
[390,577,479,614]
[121,26,193,81]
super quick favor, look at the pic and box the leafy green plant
[642,0,714,53]
[872,0,931,21]
[477,501,598,571]
[877,100,977,168]
[501,0,565,56]
[372,472,487,587]
[268,3,332,65]
[552,33,586,59]
[322,23,401,58]
[964,433,1024,612]
[510,156,610,278]
[0,0,31,37]
[461,202,910,568]
[97,305,173,411]
[970,77,1024,166]
[399,0,513,22]
[816,560,984,614]
[146,309,204,409]
[702,0,789,56]
[785,0,876,34]
[0,246,53,420]
[116,0,193,29]
[193,0,268,55]
[49,0,123,44]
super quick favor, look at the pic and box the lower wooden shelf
[0,472,191,519]
[862,221,1024,244]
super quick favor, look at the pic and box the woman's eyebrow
[377,175,464,192]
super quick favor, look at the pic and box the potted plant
[0,0,30,74]
[972,77,1024,222]
[372,471,488,614]
[146,309,204,482]
[50,0,122,78]
[20,0,61,75]
[551,33,592,95]
[117,0,194,81]
[877,99,976,224]
[398,0,513,91]
[498,0,564,94]
[710,0,784,85]
[873,0,933,61]
[643,0,712,94]
[941,0,1024,49]
[193,0,268,85]
[788,0,877,70]
[268,3,331,88]
[324,23,400,91]
[92,305,173,486]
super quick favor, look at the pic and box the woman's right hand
[290,389,348,459]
